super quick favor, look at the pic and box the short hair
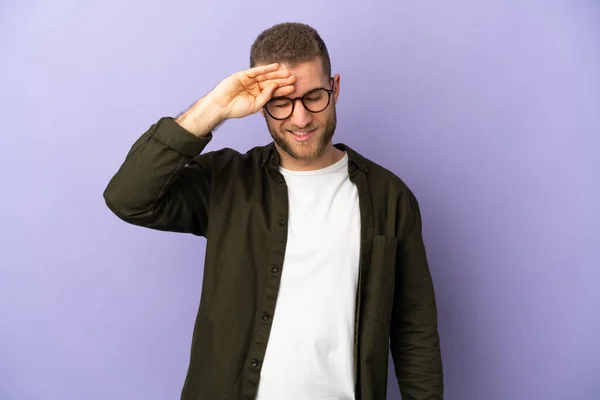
[250,22,331,77]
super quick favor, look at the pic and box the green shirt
[104,117,443,399]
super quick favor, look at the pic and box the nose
[289,99,312,127]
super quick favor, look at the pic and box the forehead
[280,58,329,96]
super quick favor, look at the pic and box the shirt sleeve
[390,189,444,399]
[103,117,214,237]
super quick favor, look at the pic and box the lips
[289,128,316,142]
[290,128,315,136]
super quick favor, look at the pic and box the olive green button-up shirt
[104,117,443,400]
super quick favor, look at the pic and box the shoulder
[365,157,410,190]
[341,143,414,198]
[352,151,426,242]
[365,157,420,207]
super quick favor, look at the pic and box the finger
[255,82,279,108]
[257,76,296,90]
[272,85,295,98]
[254,70,292,82]
[245,63,279,78]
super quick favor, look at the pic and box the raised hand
[210,63,296,119]
[176,63,296,136]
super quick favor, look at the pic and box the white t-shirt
[256,152,361,400]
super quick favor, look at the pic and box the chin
[281,133,324,159]
[266,114,336,163]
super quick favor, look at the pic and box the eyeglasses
[264,78,335,120]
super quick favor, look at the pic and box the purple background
[1,1,599,399]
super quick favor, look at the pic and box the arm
[103,64,296,236]
[390,190,444,399]
[103,117,214,236]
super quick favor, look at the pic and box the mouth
[288,128,316,142]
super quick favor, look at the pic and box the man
[104,22,443,400]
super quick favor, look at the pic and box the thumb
[255,82,278,109]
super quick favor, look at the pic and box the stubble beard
[266,107,337,161]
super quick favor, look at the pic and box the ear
[259,109,265,117]
[332,73,341,104]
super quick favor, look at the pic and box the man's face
[262,58,340,162]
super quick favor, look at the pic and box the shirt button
[261,313,269,321]
[250,359,259,367]
[271,266,279,273]
[278,219,286,226]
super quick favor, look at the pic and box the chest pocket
[364,235,398,325]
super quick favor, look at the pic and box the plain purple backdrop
[1,0,599,399]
